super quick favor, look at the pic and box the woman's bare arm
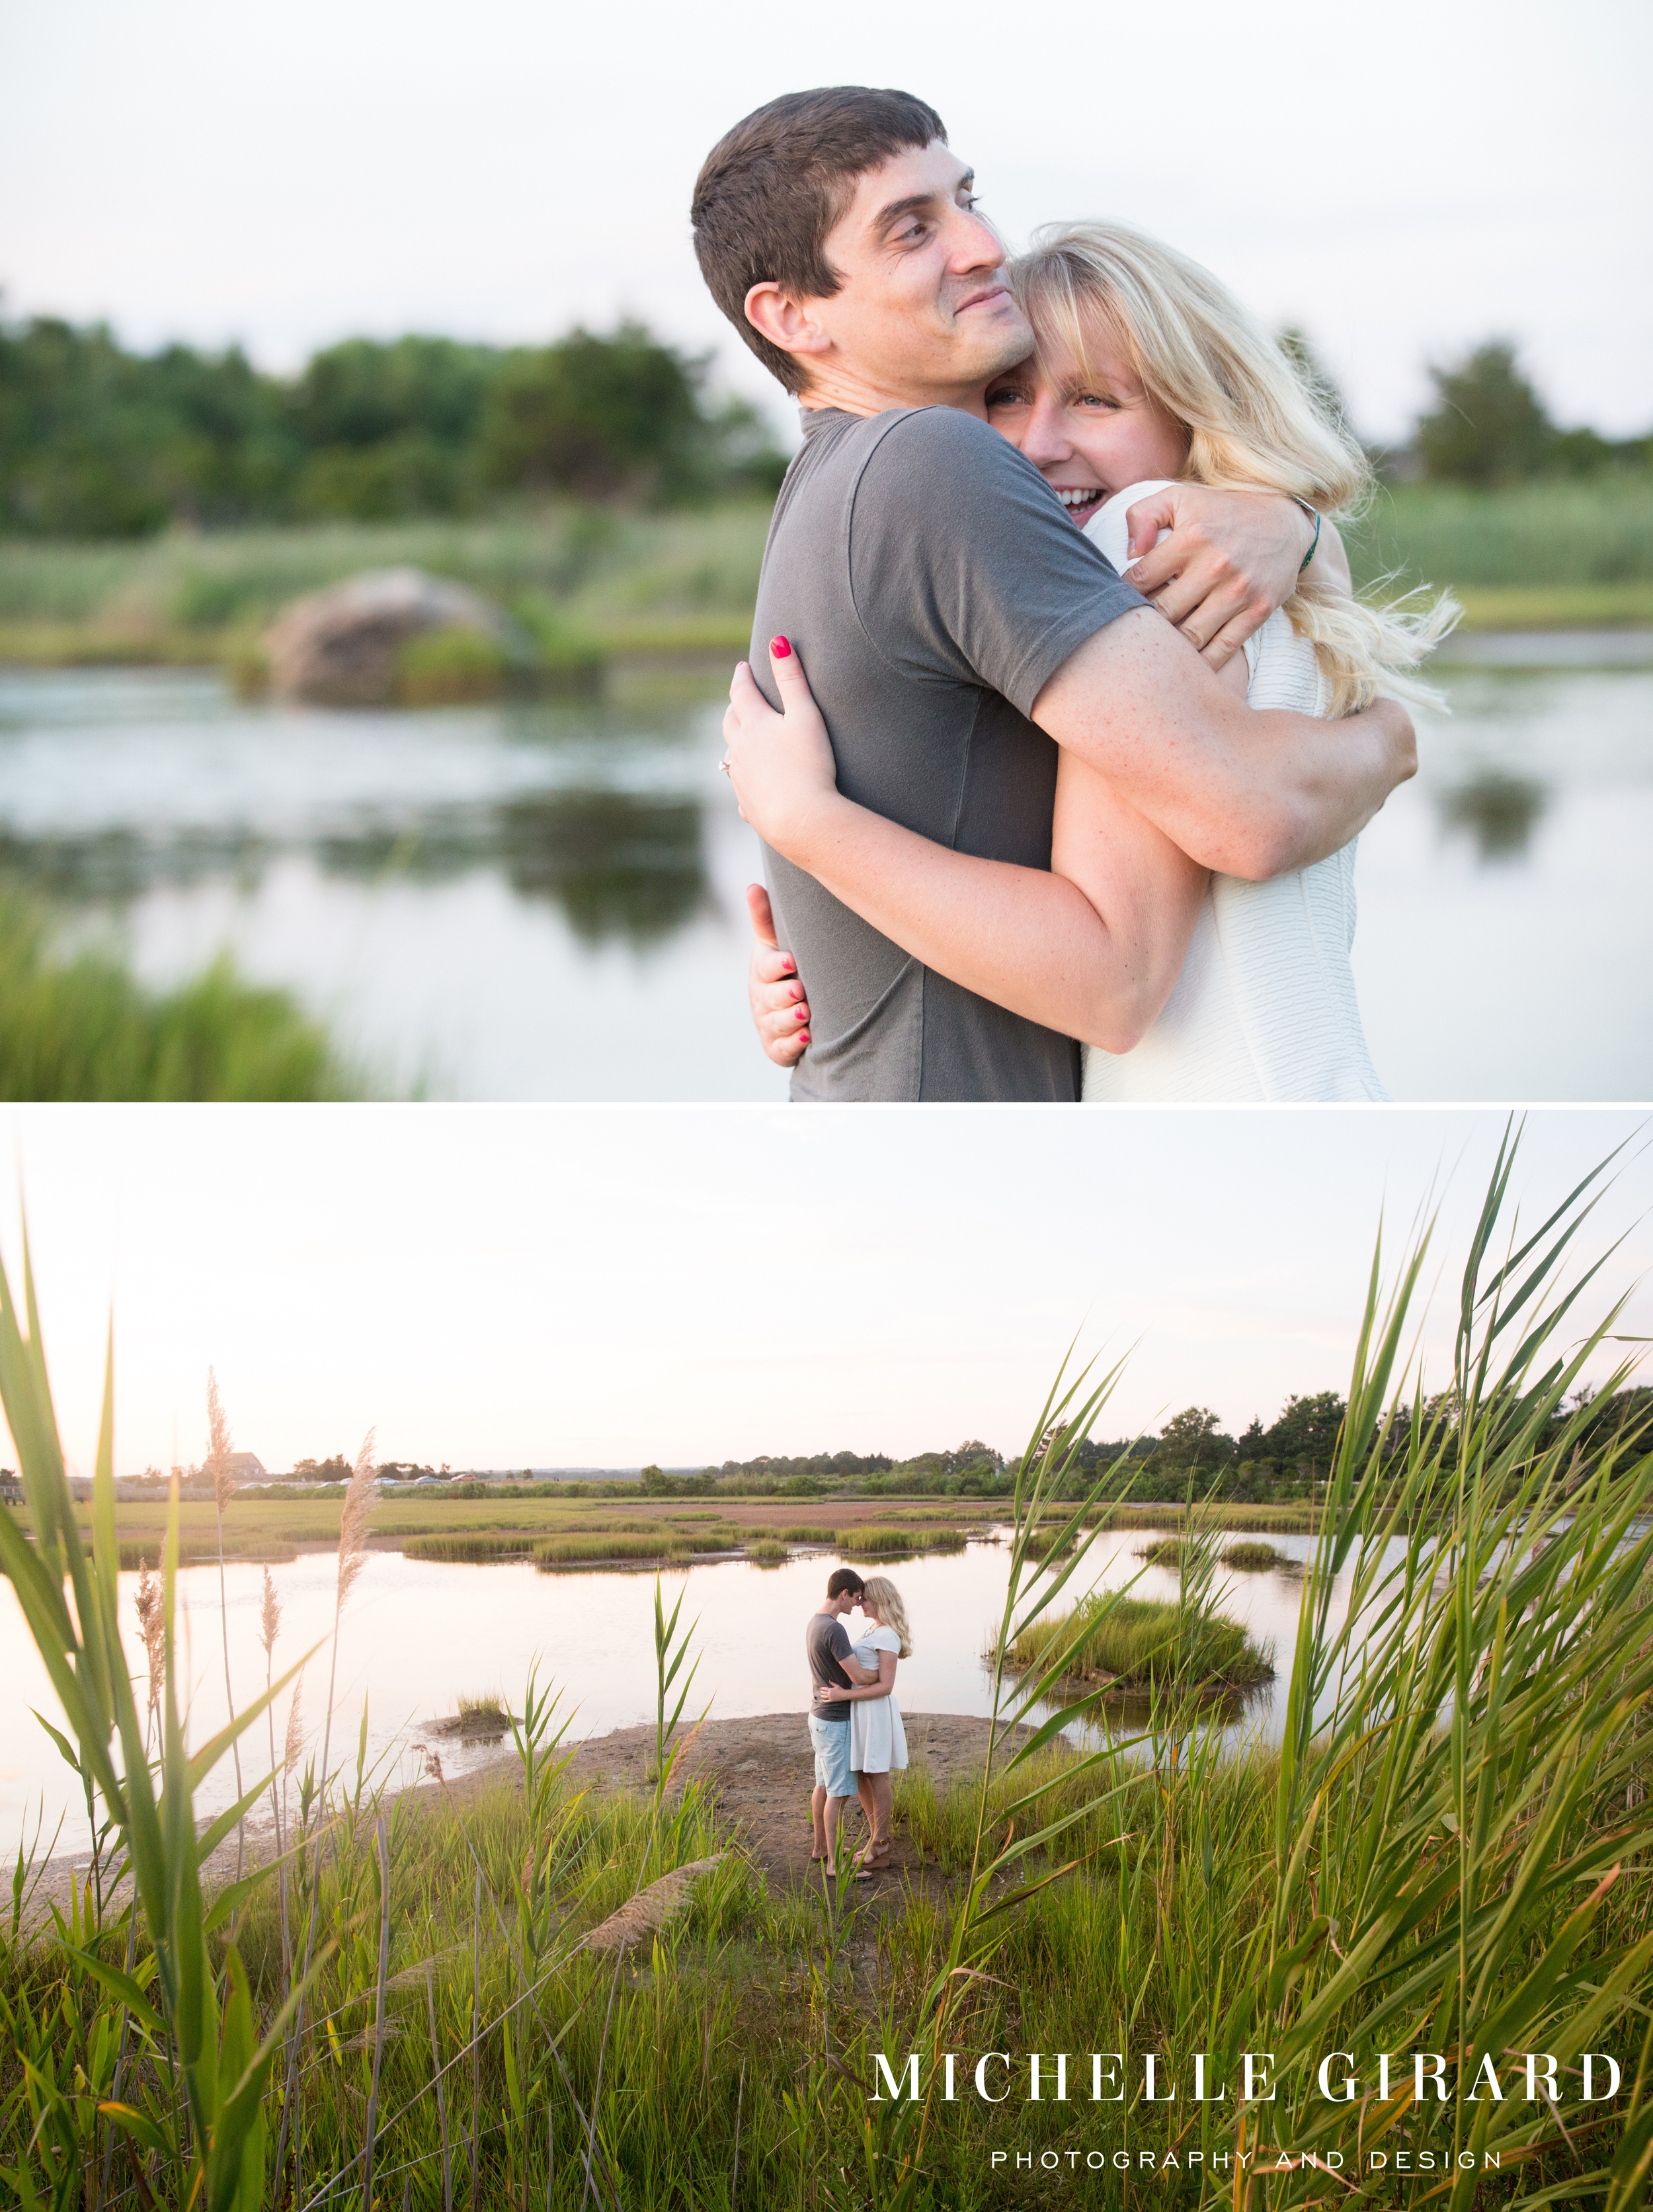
[823,1652,897,1702]
[722,647,1207,1054]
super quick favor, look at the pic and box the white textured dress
[849,1626,908,1776]
[1079,479,1388,1103]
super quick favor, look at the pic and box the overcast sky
[0,1106,1643,1477]
[3,0,1648,443]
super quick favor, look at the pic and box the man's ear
[745,280,831,370]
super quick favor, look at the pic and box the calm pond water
[4,1530,1387,1862]
[0,649,1648,1099]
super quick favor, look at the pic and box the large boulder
[263,567,536,706]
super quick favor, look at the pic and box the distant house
[223,1452,268,1482]
[0,1467,20,1504]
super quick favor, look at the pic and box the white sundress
[849,1625,908,1776]
[1079,479,1389,1102]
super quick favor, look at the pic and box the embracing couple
[806,1566,910,1879]
[692,87,1453,1104]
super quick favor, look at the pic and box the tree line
[0,315,786,538]
[2,307,1647,544]
[127,1387,1646,1500]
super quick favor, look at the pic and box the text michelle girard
[868,2048,1625,2108]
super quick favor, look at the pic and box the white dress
[849,1625,908,1775]
[1079,479,1388,1103]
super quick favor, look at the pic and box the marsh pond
[0,643,1648,1099]
[3,1526,1400,1860]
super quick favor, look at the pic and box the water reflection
[1436,768,1549,862]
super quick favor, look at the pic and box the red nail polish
[798,1032,810,1045]
[772,635,791,659]
[782,957,795,972]
[795,1006,807,1021]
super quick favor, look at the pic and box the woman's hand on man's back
[745,884,812,1066]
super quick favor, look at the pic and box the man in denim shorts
[806,1567,865,1869]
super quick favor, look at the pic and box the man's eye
[987,386,1029,408]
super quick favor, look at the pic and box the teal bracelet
[1295,499,1322,573]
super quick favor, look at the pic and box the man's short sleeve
[846,408,1147,715]
[828,1620,852,1661]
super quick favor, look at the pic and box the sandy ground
[24,1710,1033,1929]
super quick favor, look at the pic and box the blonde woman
[723,224,1457,1102]
[819,1575,910,1875]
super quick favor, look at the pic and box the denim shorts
[808,1711,854,1797]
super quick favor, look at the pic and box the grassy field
[1,475,1648,676]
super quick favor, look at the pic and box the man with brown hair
[691,88,1416,1102]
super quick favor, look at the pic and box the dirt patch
[22,1711,1031,1930]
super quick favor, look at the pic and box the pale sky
[2,0,1649,443]
[0,1106,1644,1478]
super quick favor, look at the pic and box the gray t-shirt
[750,404,1146,1102]
[807,1609,854,1723]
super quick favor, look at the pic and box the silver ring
[719,759,731,774]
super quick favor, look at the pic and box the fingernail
[795,1006,808,1022]
[772,635,792,659]
[789,985,801,1002]
[782,957,795,973]
[798,1032,810,1045]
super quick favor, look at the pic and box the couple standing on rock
[805,1566,911,1878]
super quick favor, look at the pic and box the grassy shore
[1,475,1648,677]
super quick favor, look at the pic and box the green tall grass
[3,1126,1651,2207]
[534,1532,692,1567]
[836,1526,967,1557]
[0,895,361,1101]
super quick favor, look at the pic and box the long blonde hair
[861,1575,912,1659]
[1010,222,1458,714]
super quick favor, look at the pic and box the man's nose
[947,202,1006,274]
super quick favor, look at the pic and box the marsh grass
[1221,1538,1294,1571]
[534,1532,692,1567]
[1001,1589,1273,1688]
[5,1125,1653,2209]
[836,1526,968,1557]
[402,1533,536,1563]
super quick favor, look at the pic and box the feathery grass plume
[335,1424,378,1615]
[259,1561,282,1659]
[206,1363,235,1511]
[134,1559,165,1730]
[282,1673,305,1778]
[582,1852,726,1954]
